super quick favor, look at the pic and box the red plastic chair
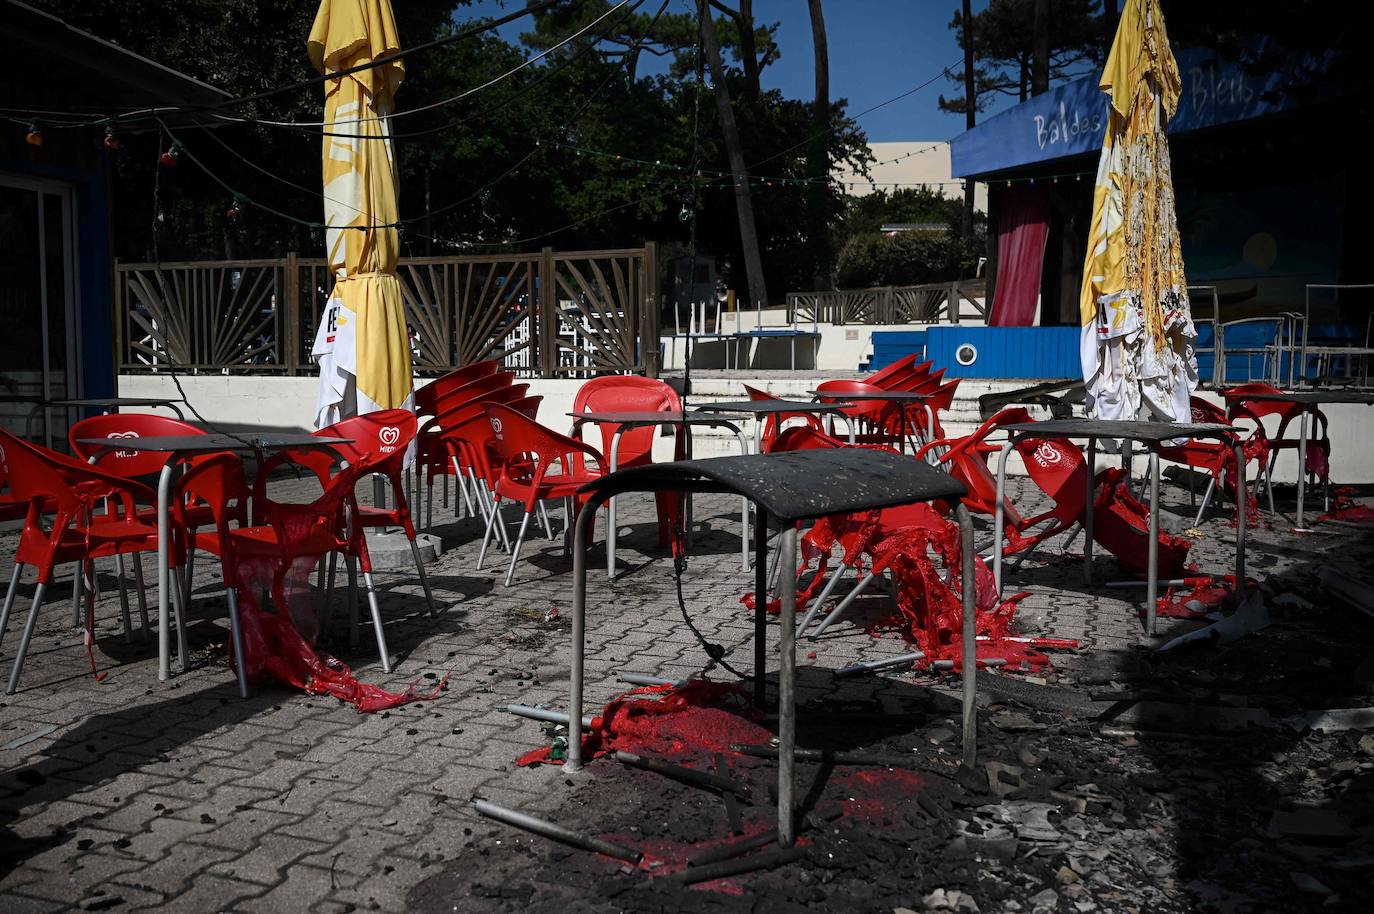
[1223,382,1330,507]
[179,453,391,683]
[1154,397,1266,524]
[864,354,932,389]
[481,404,605,586]
[743,384,824,453]
[571,376,684,546]
[417,378,524,525]
[316,409,437,620]
[0,429,159,694]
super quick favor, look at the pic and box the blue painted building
[951,46,1364,333]
[0,0,229,445]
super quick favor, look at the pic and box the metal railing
[785,280,986,326]
[115,243,660,379]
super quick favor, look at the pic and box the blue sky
[456,1,1014,143]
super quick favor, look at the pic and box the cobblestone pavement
[0,468,1358,912]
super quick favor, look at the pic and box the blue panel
[950,47,1322,178]
[922,327,1080,379]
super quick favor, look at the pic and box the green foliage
[835,229,980,289]
[940,0,1106,112]
[19,0,871,301]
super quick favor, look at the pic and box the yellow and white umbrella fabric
[1078,0,1196,423]
[308,0,413,427]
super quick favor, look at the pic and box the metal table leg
[993,440,1014,597]
[157,460,174,681]
[567,498,598,773]
[777,524,798,847]
[1295,404,1311,529]
[1146,450,1160,635]
[958,504,977,770]
[1084,439,1097,586]
[607,429,624,579]
[754,505,769,708]
[1232,441,1247,586]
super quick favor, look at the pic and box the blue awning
[950,48,1315,179]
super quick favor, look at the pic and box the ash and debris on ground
[2,477,1373,912]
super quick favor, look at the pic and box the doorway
[0,173,81,447]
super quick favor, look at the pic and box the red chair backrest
[485,403,604,488]
[814,379,898,425]
[572,376,681,469]
[0,428,151,521]
[743,384,823,451]
[770,425,846,453]
[316,408,417,473]
[70,414,207,477]
[872,360,936,392]
[414,360,500,416]
[431,371,515,416]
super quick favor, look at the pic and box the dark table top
[734,328,822,337]
[1232,390,1374,406]
[569,410,743,425]
[579,448,967,523]
[1002,419,1236,443]
[77,433,352,454]
[51,397,184,408]
[691,400,852,415]
[811,390,934,402]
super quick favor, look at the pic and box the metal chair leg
[538,502,555,540]
[6,581,49,695]
[132,556,150,642]
[1194,476,1218,527]
[1,562,25,650]
[504,511,534,588]
[169,566,191,673]
[344,554,360,651]
[114,554,133,643]
[225,588,249,699]
[798,560,847,636]
[807,571,879,641]
[409,536,438,618]
[361,571,391,673]
[477,497,501,571]
[71,565,84,628]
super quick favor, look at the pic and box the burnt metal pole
[777,523,798,847]
[753,504,769,707]
[958,503,977,769]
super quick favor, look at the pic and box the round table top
[569,410,742,425]
[691,400,853,415]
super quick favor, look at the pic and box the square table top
[810,390,934,402]
[692,400,852,415]
[1001,419,1236,443]
[77,433,352,454]
[578,448,967,523]
[569,410,743,425]
[1233,390,1374,406]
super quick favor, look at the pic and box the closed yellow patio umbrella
[309,0,413,425]
[1079,0,1196,423]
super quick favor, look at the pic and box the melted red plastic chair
[571,376,684,546]
[481,404,605,586]
[1154,397,1267,524]
[183,452,392,675]
[1223,382,1330,507]
[743,384,824,453]
[0,429,159,694]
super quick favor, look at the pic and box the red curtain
[988,186,1050,327]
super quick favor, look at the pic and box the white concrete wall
[118,373,1374,483]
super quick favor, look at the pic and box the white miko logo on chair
[378,426,401,453]
[106,430,139,458]
[1032,441,1064,467]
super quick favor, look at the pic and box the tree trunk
[806,0,830,290]
[737,0,761,97]
[960,0,976,241]
[1031,0,1050,96]
[698,0,769,309]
